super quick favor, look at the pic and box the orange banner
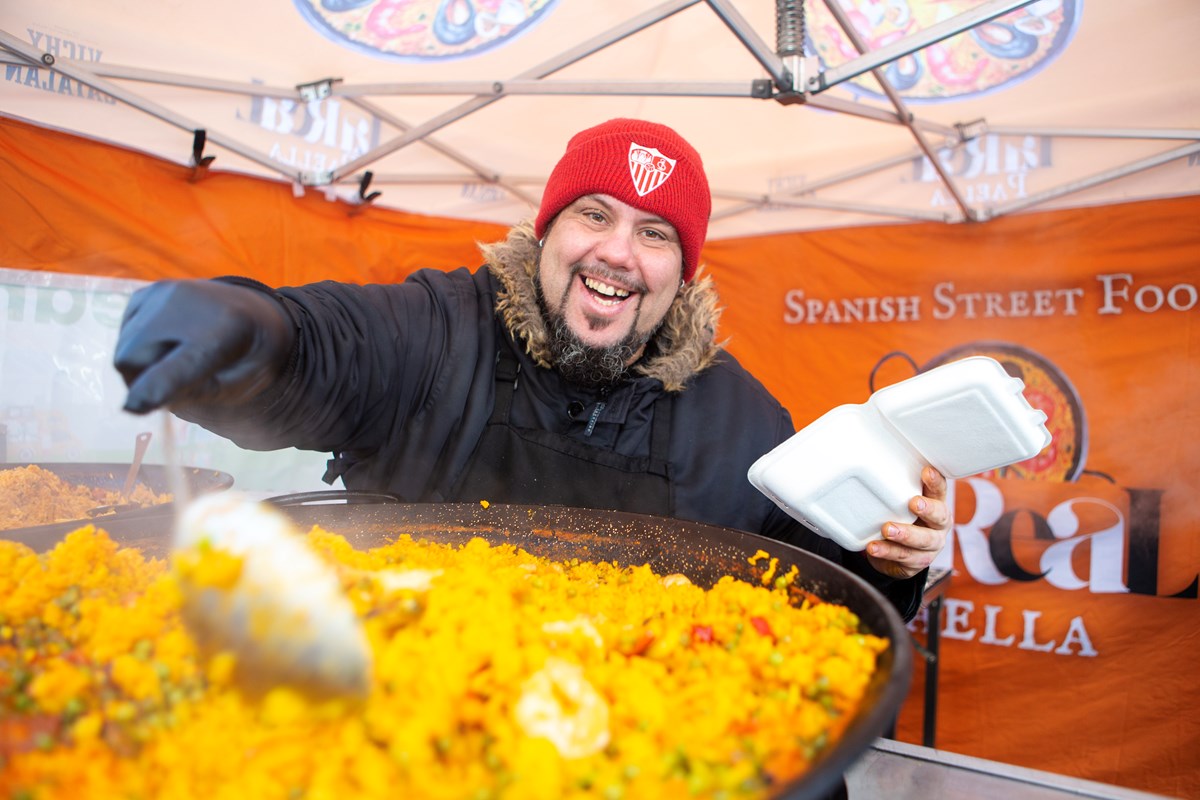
[704,201,1200,798]
[3,114,1198,796]
[0,115,507,284]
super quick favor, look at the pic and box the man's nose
[592,226,636,269]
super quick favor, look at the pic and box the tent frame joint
[787,54,821,94]
[299,170,335,187]
[771,54,822,104]
[751,79,774,99]
[954,119,989,144]
[296,78,342,103]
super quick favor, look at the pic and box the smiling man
[538,193,685,386]
[114,118,947,616]
[531,120,710,388]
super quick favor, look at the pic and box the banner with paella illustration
[703,194,1200,798]
[1,114,1197,797]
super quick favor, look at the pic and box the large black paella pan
[7,493,912,800]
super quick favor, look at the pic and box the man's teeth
[583,277,631,300]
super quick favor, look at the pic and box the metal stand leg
[906,568,950,748]
[921,595,942,748]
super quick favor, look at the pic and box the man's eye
[641,228,668,241]
[583,210,607,223]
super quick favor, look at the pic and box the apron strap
[491,345,521,425]
[647,392,672,479]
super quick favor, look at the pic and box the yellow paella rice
[0,524,886,800]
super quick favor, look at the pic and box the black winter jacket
[183,224,924,620]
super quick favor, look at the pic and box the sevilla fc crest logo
[628,142,676,196]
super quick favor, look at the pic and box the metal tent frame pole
[2,0,1197,228]
[0,29,289,180]
[985,141,1200,219]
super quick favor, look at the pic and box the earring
[538,239,545,248]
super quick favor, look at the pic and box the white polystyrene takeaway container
[747,357,1052,552]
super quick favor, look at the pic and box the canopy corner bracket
[188,129,216,183]
[296,77,343,103]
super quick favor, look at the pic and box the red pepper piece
[750,616,773,638]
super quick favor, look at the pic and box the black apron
[446,344,675,516]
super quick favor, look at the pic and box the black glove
[114,279,296,414]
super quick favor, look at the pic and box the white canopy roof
[3,0,1198,239]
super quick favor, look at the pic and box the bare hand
[866,466,949,580]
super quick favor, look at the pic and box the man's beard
[546,311,646,389]
[537,267,657,390]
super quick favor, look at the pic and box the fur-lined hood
[480,222,725,392]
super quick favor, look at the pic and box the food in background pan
[0,465,172,529]
[0,524,886,799]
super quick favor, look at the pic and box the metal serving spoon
[161,413,372,699]
[87,431,153,517]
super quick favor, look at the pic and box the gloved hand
[114,279,296,414]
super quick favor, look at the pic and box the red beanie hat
[535,118,711,282]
